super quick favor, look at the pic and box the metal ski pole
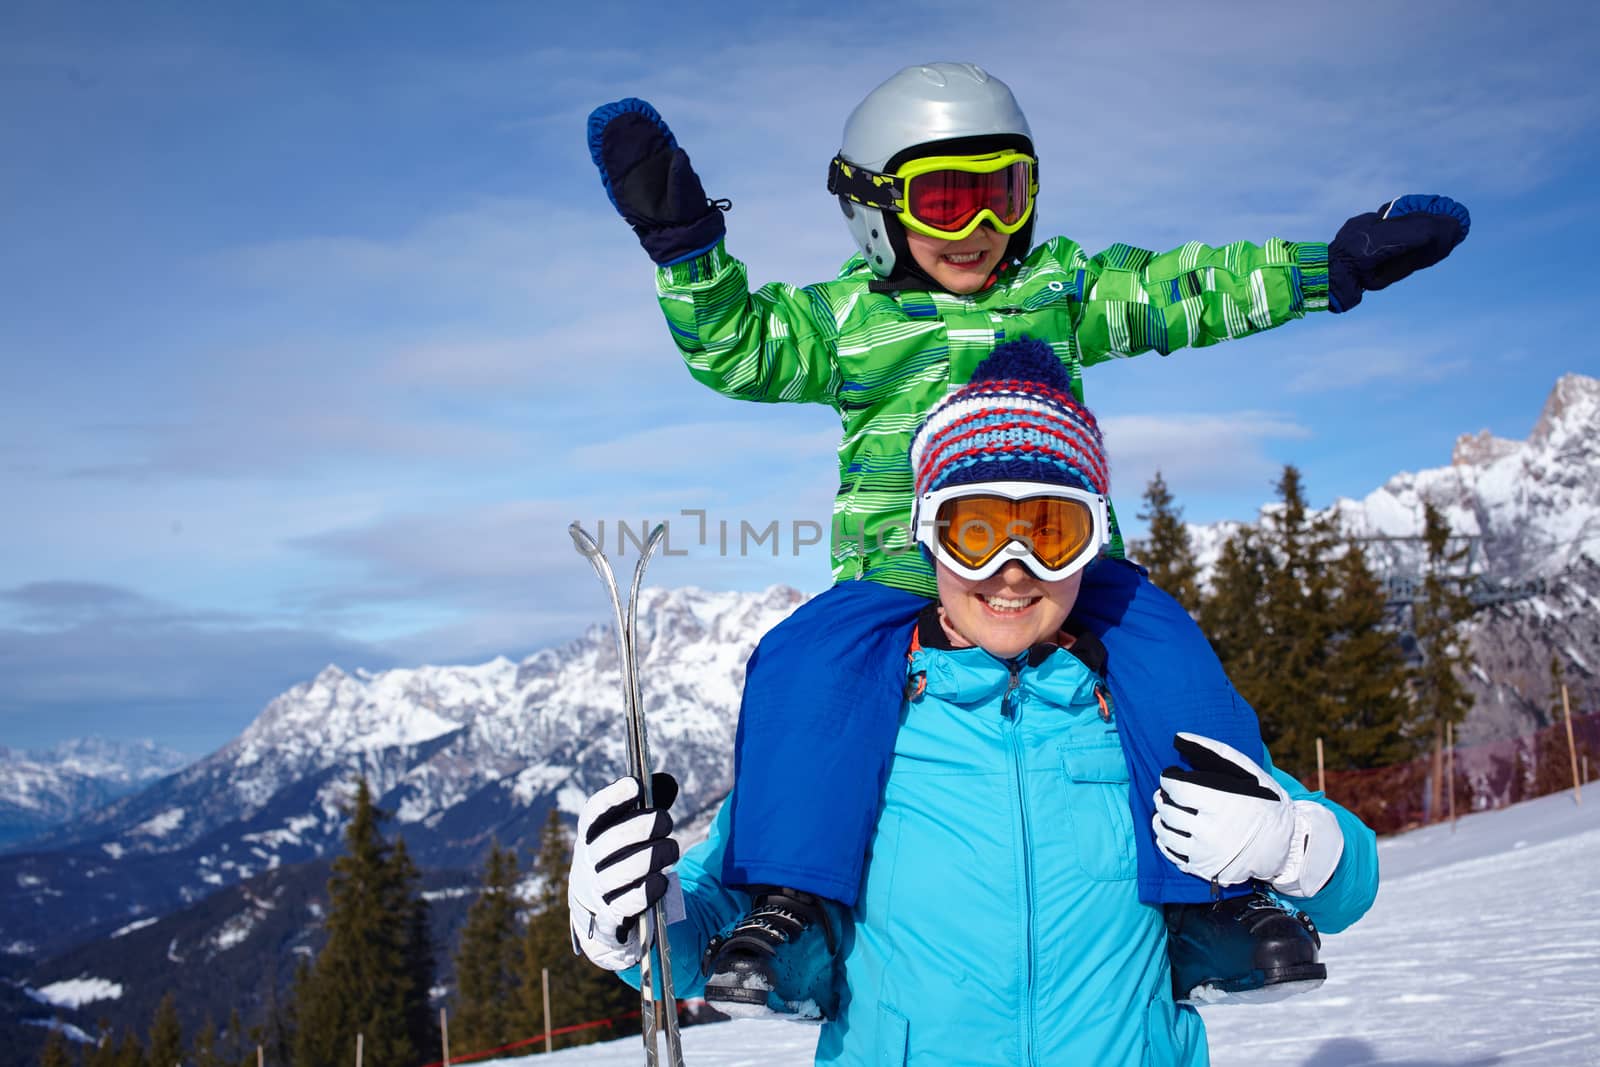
[569,522,684,1067]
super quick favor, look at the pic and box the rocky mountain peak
[1452,429,1519,468]
[1529,372,1599,452]
[0,739,193,853]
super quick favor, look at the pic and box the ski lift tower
[1356,533,1546,661]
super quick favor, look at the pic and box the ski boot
[702,887,841,1021]
[1166,890,1326,1005]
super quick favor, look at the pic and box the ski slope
[516,789,1600,1066]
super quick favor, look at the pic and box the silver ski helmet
[830,62,1035,280]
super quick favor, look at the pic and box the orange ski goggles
[915,482,1108,581]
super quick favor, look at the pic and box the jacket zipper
[1002,655,1023,717]
[1001,656,1037,1064]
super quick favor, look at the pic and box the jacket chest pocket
[1059,740,1137,881]
[997,283,1078,326]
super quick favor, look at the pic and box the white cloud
[1283,342,1473,394]
[568,419,839,474]
[1100,411,1312,498]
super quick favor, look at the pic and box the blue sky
[3,0,1597,754]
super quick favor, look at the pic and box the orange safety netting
[1321,710,1599,835]
[420,1009,646,1067]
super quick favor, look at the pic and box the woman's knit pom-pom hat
[909,337,1109,501]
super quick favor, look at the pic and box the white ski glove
[1152,733,1344,897]
[568,773,683,972]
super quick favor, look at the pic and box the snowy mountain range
[0,739,191,852]
[1,586,804,958]
[1187,372,1600,743]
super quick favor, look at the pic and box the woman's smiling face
[935,558,1082,658]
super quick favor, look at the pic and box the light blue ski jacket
[652,639,1379,1065]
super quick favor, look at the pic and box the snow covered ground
[510,788,1600,1066]
[26,976,124,1010]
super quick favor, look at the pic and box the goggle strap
[827,156,902,212]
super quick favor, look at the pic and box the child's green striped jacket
[656,234,1329,598]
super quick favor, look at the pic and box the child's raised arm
[589,98,843,407]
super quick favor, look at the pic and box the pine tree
[37,1024,73,1067]
[519,810,636,1051]
[147,992,182,1067]
[84,1021,119,1067]
[1204,467,1348,778]
[389,836,438,1058]
[1197,526,1272,702]
[292,778,433,1067]
[192,1016,223,1067]
[223,1009,243,1067]
[1196,466,1417,779]
[240,1026,264,1067]
[1274,468,1349,777]
[113,1029,146,1067]
[250,970,293,1067]
[453,842,525,1056]
[1411,502,1474,818]
[1131,470,1203,614]
[1317,543,1417,770]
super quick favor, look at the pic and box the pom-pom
[967,337,1073,394]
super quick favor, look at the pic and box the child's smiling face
[906,224,1008,294]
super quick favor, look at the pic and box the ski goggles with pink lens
[914,481,1109,582]
[828,150,1038,242]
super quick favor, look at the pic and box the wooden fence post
[440,1007,450,1066]
[1315,737,1325,795]
[1447,721,1457,830]
[1563,685,1582,805]
[543,966,553,1053]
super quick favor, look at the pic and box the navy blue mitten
[588,98,727,266]
[1328,195,1470,313]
